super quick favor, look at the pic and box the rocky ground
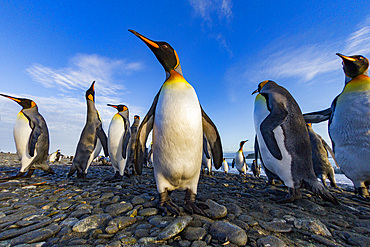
[0,152,369,247]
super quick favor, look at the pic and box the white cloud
[188,0,233,25]
[344,16,370,55]
[26,54,143,96]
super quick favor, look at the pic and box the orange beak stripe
[139,35,159,49]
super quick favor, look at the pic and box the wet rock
[9,223,61,246]
[225,203,242,216]
[157,216,193,240]
[182,226,206,241]
[209,220,247,246]
[132,196,145,205]
[105,224,119,234]
[57,202,72,210]
[60,217,79,227]
[204,199,227,219]
[337,230,370,247]
[259,219,292,233]
[0,192,20,201]
[294,218,332,237]
[100,192,114,199]
[72,214,112,233]
[135,228,151,238]
[70,208,91,218]
[149,215,174,228]
[257,236,287,247]
[190,240,207,247]
[0,219,53,240]
[108,216,136,230]
[138,207,158,216]
[105,203,133,217]
[294,199,327,216]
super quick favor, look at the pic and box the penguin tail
[303,179,339,204]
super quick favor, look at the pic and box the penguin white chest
[254,94,293,187]
[153,85,203,190]
[234,151,245,170]
[108,114,126,161]
[14,112,34,159]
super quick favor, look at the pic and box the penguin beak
[107,104,118,109]
[129,29,160,49]
[336,53,356,62]
[0,93,22,103]
[252,89,259,95]
[0,93,34,108]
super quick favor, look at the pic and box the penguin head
[252,80,275,94]
[0,93,37,110]
[336,53,369,78]
[85,81,95,102]
[134,115,140,120]
[107,104,128,112]
[240,140,248,147]
[129,30,182,74]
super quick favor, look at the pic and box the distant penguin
[232,140,248,175]
[0,94,54,178]
[147,142,153,167]
[304,53,370,197]
[49,149,60,163]
[306,123,338,188]
[202,135,213,175]
[130,30,223,216]
[107,104,131,180]
[126,115,140,175]
[253,80,337,203]
[222,158,229,174]
[68,81,109,178]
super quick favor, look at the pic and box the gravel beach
[0,152,369,247]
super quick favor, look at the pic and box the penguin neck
[86,100,97,120]
[21,106,38,116]
[118,110,129,120]
[345,69,369,84]
[238,146,244,152]
[343,74,370,92]
[163,69,191,90]
[165,64,183,80]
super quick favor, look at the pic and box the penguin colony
[1,30,369,214]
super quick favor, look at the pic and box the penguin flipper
[231,159,235,168]
[122,120,131,159]
[260,99,288,160]
[135,92,159,174]
[321,137,339,168]
[28,120,42,157]
[303,108,331,123]
[201,108,223,169]
[203,135,211,159]
[97,127,109,157]
[254,135,259,162]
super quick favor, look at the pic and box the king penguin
[222,158,229,174]
[129,30,223,216]
[202,135,213,175]
[232,140,248,175]
[126,115,140,175]
[68,81,109,178]
[306,123,338,188]
[0,94,54,179]
[304,53,370,197]
[107,104,131,180]
[253,80,337,203]
[49,149,61,163]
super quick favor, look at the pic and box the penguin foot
[158,191,181,216]
[0,171,26,181]
[184,189,208,216]
[356,187,369,198]
[277,188,302,203]
[25,169,35,178]
[76,171,87,179]
[45,167,55,175]
[108,171,123,181]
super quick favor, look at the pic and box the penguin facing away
[253,80,337,203]
[126,115,140,175]
[306,123,339,188]
[202,135,213,175]
[232,140,248,175]
[0,94,54,179]
[304,53,370,197]
[68,81,109,178]
[107,104,131,180]
[130,30,223,216]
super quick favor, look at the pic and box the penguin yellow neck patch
[344,74,370,93]
[163,70,191,90]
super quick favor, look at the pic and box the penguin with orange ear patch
[0,93,54,179]
[68,81,109,178]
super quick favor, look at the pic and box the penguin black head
[252,80,276,95]
[240,140,248,146]
[107,104,128,112]
[336,53,369,78]
[129,30,181,74]
[134,115,140,120]
[85,81,95,102]
[0,93,36,109]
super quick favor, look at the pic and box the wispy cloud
[27,54,143,96]
[188,0,233,25]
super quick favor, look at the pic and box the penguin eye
[162,45,168,49]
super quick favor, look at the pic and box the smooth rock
[209,220,247,246]
[9,223,61,246]
[204,199,227,219]
[157,216,193,240]
[72,214,112,233]
[148,215,174,228]
[100,192,114,199]
[182,226,207,241]
[259,220,292,233]
[190,240,207,247]
[257,236,287,247]
[108,216,136,230]
[337,230,370,247]
[138,208,158,216]
[60,217,79,227]
[105,224,119,234]
[225,203,242,216]
[131,196,145,205]
[294,218,332,237]
[105,203,133,217]
[70,209,91,218]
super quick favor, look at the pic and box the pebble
[72,214,112,232]
[209,220,248,246]
[105,202,133,217]
[204,199,227,219]
[257,235,287,247]
[138,207,158,216]
[259,219,292,233]
[9,223,61,246]
[294,218,332,237]
[157,216,193,240]
[182,226,207,241]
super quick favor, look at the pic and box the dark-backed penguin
[130,30,223,216]
[231,140,248,175]
[126,115,140,175]
[68,81,109,178]
[202,135,213,175]
[0,94,54,179]
[49,149,61,163]
[107,104,131,180]
[222,158,229,174]
[147,142,153,167]
[253,80,337,203]
[306,123,339,188]
[304,53,370,197]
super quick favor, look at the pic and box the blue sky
[0,1,369,155]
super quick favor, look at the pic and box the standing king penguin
[129,30,223,216]
[304,54,370,197]
[232,140,248,175]
[222,158,229,174]
[253,80,337,203]
[107,104,131,180]
[202,135,213,175]
[68,81,109,178]
[126,115,140,175]
[0,94,54,178]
